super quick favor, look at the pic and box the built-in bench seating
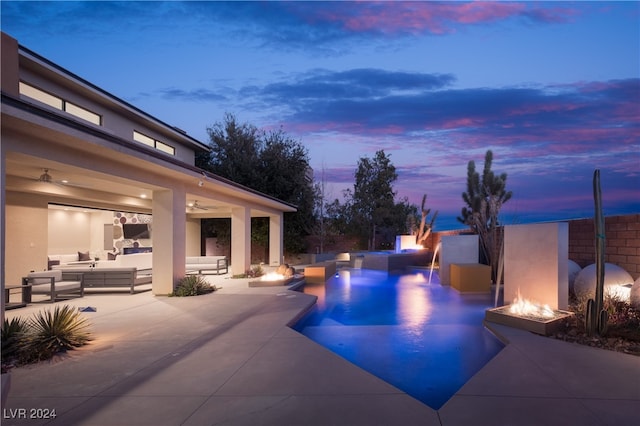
[22,270,84,302]
[186,256,228,275]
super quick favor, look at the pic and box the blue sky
[2,1,639,230]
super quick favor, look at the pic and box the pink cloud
[453,2,527,24]
[300,2,576,36]
[506,101,582,116]
[440,117,484,129]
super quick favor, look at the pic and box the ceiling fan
[37,168,54,183]
[187,200,215,211]
[35,168,91,188]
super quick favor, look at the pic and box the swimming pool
[292,268,504,409]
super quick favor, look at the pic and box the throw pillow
[78,251,91,261]
[107,252,118,261]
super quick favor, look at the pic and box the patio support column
[152,188,186,295]
[269,213,283,266]
[231,206,251,275]
[0,145,5,322]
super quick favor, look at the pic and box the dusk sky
[2,1,639,230]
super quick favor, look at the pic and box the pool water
[292,269,504,409]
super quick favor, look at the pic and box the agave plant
[172,275,216,297]
[21,305,93,362]
[2,317,29,369]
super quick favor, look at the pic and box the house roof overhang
[2,92,297,217]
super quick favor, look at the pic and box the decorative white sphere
[568,259,582,294]
[573,263,633,302]
[630,277,640,310]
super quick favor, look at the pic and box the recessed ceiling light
[140,194,147,199]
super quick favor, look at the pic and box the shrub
[171,275,216,297]
[1,317,29,370]
[232,265,265,279]
[21,305,93,362]
[603,294,640,336]
[570,293,640,340]
[2,306,93,367]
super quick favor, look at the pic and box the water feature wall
[504,222,569,310]
[395,235,417,253]
[439,235,479,285]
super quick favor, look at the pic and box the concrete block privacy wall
[504,222,569,310]
[569,213,640,280]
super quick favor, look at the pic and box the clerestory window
[19,81,102,126]
[133,130,175,155]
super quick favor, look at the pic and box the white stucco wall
[48,208,92,254]
[185,217,201,256]
[5,192,49,283]
[504,222,569,310]
[439,235,479,285]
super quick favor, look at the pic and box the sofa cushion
[186,256,226,265]
[49,254,81,264]
[34,280,82,293]
[28,269,63,284]
[115,253,152,270]
[78,251,91,261]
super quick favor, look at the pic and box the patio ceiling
[4,151,261,218]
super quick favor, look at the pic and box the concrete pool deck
[3,274,639,425]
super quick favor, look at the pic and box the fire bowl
[248,276,295,287]
[485,306,575,336]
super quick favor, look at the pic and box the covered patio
[1,32,296,315]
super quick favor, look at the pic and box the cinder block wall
[568,213,640,280]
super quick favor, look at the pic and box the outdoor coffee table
[4,283,32,309]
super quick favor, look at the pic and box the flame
[261,272,286,281]
[509,290,554,318]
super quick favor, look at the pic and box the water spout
[428,242,441,285]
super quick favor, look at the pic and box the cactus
[415,194,438,247]
[585,169,608,336]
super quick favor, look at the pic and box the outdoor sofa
[186,256,228,275]
[22,269,84,302]
[51,253,153,294]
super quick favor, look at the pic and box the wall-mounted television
[122,223,151,239]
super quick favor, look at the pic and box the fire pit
[485,292,574,336]
[248,271,295,287]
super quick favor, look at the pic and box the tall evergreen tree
[201,112,262,185]
[197,113,314,254]
[351,150,398,250]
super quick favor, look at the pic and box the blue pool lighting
[292,269,504,409]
